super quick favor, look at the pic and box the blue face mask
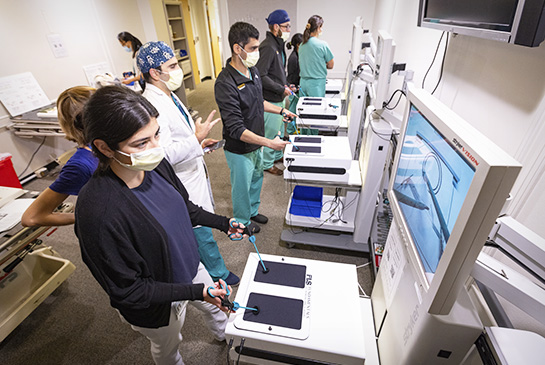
[123,46,132,53]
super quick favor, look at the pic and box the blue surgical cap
[136,41,175,74]
[266,9,290,25]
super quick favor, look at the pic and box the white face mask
[123,46,132,53]
[160,68,184,91]
[239,46,260,68]
[281,32,290,42]
[114,146,165,171]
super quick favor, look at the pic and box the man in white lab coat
[137,41,240,286]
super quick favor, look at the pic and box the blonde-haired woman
[22,86,98,227]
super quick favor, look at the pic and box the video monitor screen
[424,0,518,31]
[392,105,475,276]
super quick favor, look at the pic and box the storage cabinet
[164,0,199,90]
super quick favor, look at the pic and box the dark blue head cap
[136,41,175,74]
[266,9,290,25]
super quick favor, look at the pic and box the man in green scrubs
[214,22,295,233]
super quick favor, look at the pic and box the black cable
[383,89,406,110]
[284,147,358,233]
[355,62,374,76]
[369,118,394,141]
[431,33,449,95]
[294,114,311,130]
[226,338,233,365]
[340,193,360,223]
[422,31,446,92]
[484,240,545,287]
[236,338,245,365]
[17,136,47,179]
[285,175,339,234]
[384,93,404,110]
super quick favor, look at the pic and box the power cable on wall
[422,31,450,95]
[17,136,47,179]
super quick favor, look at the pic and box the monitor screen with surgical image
[392,104,475,278]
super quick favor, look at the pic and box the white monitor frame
[373,30,395,110]
[387,86,521,315]
[350,16,364,72]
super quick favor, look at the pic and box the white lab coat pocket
[174,301,188,321]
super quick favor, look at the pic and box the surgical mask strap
[112,151,130,168]
[117,150,131,157]
[238,45,259,68]
[113,150,132,167]
[238,46,248,68]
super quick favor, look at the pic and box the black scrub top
[214,63,265,155]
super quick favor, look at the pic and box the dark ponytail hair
[303,15,324,44]
[117,31,143,58]
[83,86,159,174]
[286,33,303,52]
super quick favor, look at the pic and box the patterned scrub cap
[136,41,175,74]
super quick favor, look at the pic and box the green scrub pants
[262,100,285,169]
[300,77,327,135]
[193,226,229,282]
[225,149,263,226]
[286,93,299,135]
[300,77,326,97]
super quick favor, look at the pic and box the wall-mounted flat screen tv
[418,0,545,47]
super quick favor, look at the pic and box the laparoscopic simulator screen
[393,105,475,275]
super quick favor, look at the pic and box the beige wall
[146,0,171,44]
[297,0,376,78]
[0,0,149,174]
[215,0,375,77]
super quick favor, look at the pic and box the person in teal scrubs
[298,15,334,135]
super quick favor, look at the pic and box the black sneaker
[251,214,268,224]
[225,272,240,286]
[247,222,261,234]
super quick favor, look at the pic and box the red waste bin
[0,155,23,188]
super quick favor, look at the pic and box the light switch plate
[47,34,68,58]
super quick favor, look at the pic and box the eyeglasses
[279,24,291,30]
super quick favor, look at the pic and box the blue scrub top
[131,170,200,284]
[49,147,98,196]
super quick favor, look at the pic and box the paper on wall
[83,62,112,88]
[0,72,51,117]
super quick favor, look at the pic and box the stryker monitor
[387,86,521,314]
[392,104,475,276]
